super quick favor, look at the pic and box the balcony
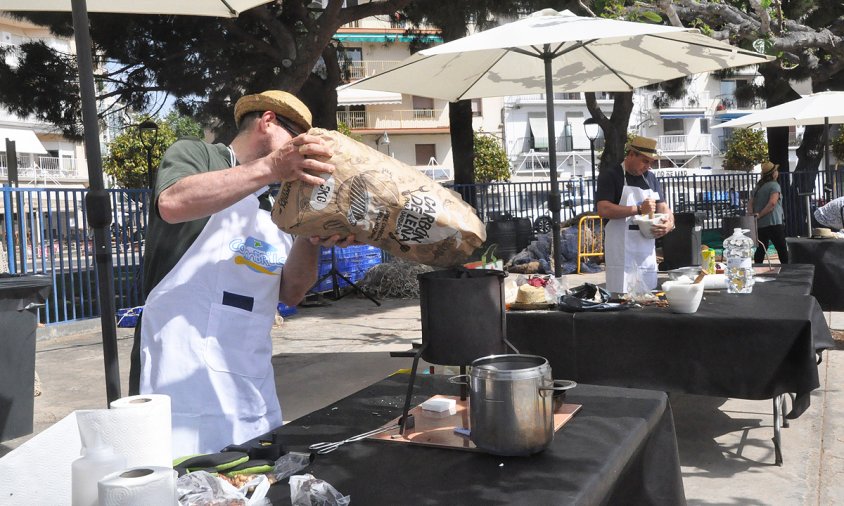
[657,134,712,156]
[0,155,83,183]
[337,109,448,130]
[342,60,402,81]
[505,92,614,106]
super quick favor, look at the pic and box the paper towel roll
[703,274,728,290]
[76,394,172,469]
[98,466,177,506]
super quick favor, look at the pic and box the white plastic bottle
[71,433,126,506]
[723,227,755,294]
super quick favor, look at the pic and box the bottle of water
[723,228,755,294]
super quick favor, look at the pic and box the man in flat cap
[596,135,675,294]
[129,91,354,456]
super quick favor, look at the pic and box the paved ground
[2,268,844,505]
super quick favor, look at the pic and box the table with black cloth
[507,264,833,464]
[259,374,686,505]
[787,237,844,310]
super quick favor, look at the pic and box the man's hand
[268,134,335,186]
[639,198,656,216]
[650,221,672,238]
[308,234,360,248]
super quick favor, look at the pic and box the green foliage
[723,128,768,171]
[103,114,200,189]
[336,121,362,141]
[473,131,510,183]
[832,128,844,163]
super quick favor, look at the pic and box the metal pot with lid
[450,354,575,456]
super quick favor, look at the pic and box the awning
[0,128,48,154]
[528,116,548,150]
[334,33,443,44]
[337,84,402,106]
[660,112,705,119]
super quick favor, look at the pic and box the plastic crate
[116,307,143,328]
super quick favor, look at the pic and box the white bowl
[632,213,666,239]
[662,280,704,314]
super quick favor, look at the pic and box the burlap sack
[271,128,486,267]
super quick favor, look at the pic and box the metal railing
[342,60,402,81]
[337,109,447,129]
[3,170,840,325]
[2,187,149,324]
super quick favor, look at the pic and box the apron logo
[229,236,285,275]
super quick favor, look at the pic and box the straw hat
[234,90,312,133]
[812,227,834,239]
[761,161,779,175]
[627,136,663,160]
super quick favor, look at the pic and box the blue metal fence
[3,170,840,324]
[2,186,149,324]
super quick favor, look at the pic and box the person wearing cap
[748,161,788,264]
[596,135,675,294]
[129,90,355,456]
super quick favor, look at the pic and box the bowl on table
[632,213,667,239]
[666,266,702,282]
[661,279,704,314]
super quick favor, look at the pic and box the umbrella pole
[543,50,562,278]
[824,118,832,193]
[72,0,121,405]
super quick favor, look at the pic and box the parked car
[531,198,596,233]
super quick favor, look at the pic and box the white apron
[139,187,293,457]
[605,181,659,294]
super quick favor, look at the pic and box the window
[415,144,436,166]
[471,99,483,117]
[700,119,709,134]
[663,118,684,135]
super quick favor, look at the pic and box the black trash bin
[661,212,706,270]
[0,274,51,442]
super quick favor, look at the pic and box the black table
[508,264,834,464]
[259,374,686,505]
[787,237,844,311]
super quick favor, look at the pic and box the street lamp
[376,131,390,157]
[583,118,600,193]
[137,120,159,189]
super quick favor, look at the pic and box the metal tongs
[308,423,400,454]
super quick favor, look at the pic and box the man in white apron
[596,136,675,294]
[129,91,355,457]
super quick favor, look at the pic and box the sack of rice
[271,128,486,267]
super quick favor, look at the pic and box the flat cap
[233,90,312,133]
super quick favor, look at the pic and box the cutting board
[367,395,581,452]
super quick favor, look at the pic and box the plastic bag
[559,283,632,313]
[289,474,350,506]
[271,452,314,481]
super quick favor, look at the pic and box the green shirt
[752,181,784,228]
[142,138,232,296]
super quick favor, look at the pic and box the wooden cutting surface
[367,395,581,451]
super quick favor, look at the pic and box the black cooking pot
[418,268,509,366]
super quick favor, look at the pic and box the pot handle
[448,374,470,386]
[538,380,578,395]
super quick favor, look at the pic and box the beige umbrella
[350,8,773,276]
[2,0,273,404]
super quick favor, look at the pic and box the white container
[723,228,755,294]
[71,435,127,506]
[662,280,704,313]
[632,213,666,239]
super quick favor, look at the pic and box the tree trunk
[586,92,634,173]
[300,45,341,130]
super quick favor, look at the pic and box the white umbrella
[712,91,844,173]
[349,8,773,276]
[2,0,272,404]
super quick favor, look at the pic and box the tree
[0,1,429,141]
[103,113,201,188]
[473,132,510,183]
[722,128,768,172]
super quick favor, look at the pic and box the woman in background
[748,161,788,264]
